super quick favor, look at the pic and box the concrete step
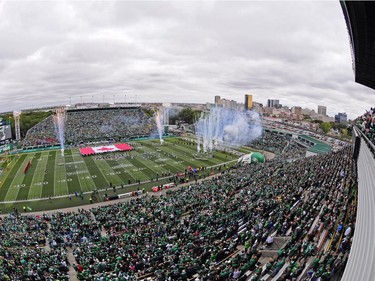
[264,236,291,250]
[67,247,78,281]
[271,262,290,281]
[260,250,279,258]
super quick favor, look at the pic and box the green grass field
[0,137,248,213]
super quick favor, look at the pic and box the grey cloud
[0,1,374,119]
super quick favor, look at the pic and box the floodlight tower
[13,111,21,141]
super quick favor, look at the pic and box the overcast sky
[0,0,374,119]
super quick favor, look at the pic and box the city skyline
[0,1,374,119]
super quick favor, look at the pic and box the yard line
[135,145,171,175]
[40,151,56,198]
[120,160,149,182]
[54,151,69,196]
[82,156,110,190]
[0,154,27,201]
[17,153,42,200]
[112,152,156,182]
[102,158,132,185]
[104,150,166,185]
[71,149,96,192]
[95,158,123,187]
[142,145,189,171]
[150,140,221,168]
[63,149,82,195]
[161,138,228,164]
[4,155,34,201]
[28,151,49,199]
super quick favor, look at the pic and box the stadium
[0,1,374,281]
[2,105,355,281]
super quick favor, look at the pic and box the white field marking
[58,161,84,166]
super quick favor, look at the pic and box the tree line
[0,111,52,140]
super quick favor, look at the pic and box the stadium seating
[0,115,357,280]
[0,142,356,280]
[22,107,156,147]
[250,131,307,160]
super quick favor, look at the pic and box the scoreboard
[0,119,12,144]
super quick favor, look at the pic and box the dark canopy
[341,1,375,89]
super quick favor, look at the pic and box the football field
[0,138,249,203]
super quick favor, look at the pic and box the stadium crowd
[0,214,70,280]
[23,108,155,147]
[0,144,357,280]
[250,131,307,160]
[356,107,375,143]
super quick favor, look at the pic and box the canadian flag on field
[79,143,133,155]
[92,145,120,154]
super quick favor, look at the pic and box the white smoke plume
[196,107,262,153]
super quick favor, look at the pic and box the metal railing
[342,126,375,281]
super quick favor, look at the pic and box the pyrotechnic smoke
[196,107,262,153]
[53,107,67,156]
[154,107,169,144]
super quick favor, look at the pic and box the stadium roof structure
[299,135,332,154]
[341,1,375,89]
[340,3,375,280]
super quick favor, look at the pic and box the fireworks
[53,107,66,156]
[154,107,169,145]
[196,107,262,153]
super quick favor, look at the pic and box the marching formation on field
[0,130,356,280]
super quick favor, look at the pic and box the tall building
[318,105,327,116]
[223,99,231,108]
[244,94,253,110]
[214,96,221,104]
[267,99,280,108]
[291,106,302,115]
[335,112,347,123]
[230,100,237,108]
